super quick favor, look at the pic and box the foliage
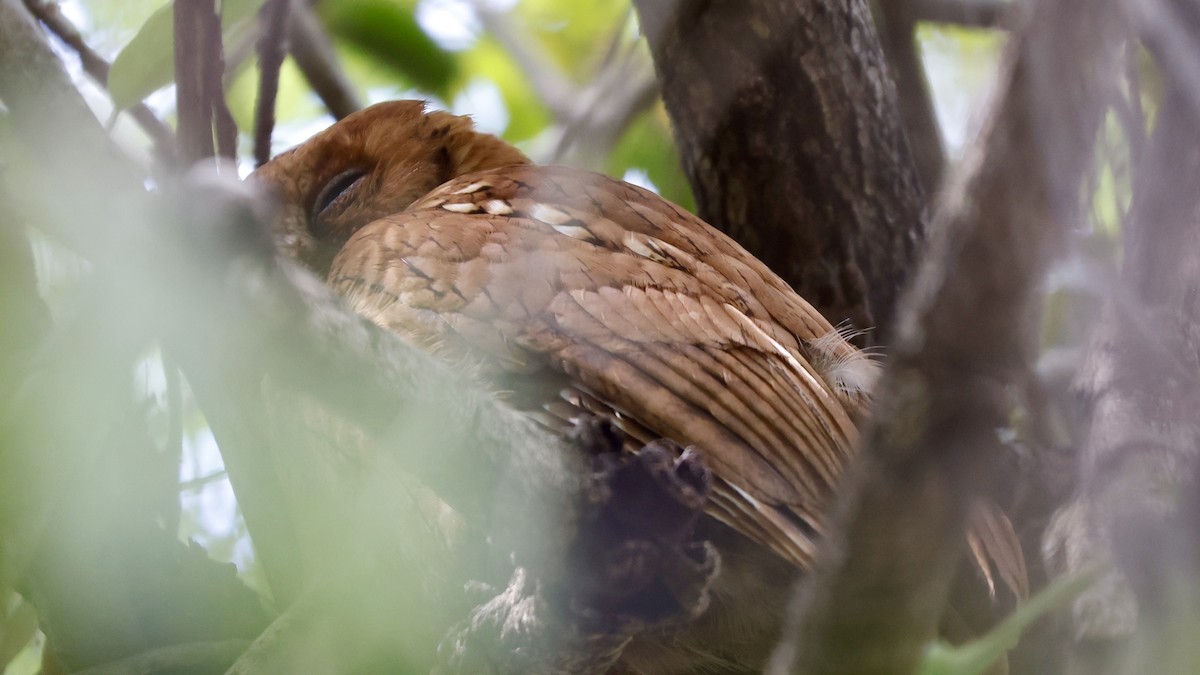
[4,0,1149,672]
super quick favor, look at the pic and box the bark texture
[873,0,947,196]
[773,0,1125,672]
[633,0,927,341]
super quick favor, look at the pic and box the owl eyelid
[311,168,367,225]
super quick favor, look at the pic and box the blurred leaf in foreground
[107,0,267,111]
[320,0,456,97]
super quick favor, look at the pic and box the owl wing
[326,165,877,566]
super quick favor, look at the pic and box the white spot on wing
[483,199,513,215]
[441,202,479,213]
[551,223,595,240]
[623,231,668,263]
[623,231,653,257]
[528,203,573,226]
[451,181,492,195]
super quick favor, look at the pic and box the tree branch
[72,640,249,675]
[174,0,237,165]
[472,0,575,120]
[287,1,361,119]
[0,9,276,670]
[162,176,586,569]
[3,4,606,669]
[472,2,657,170]
[874,0,947,195]
[254,0,291,166]
[20,0,177,165]
[546,52,659,169]
[774,0,1126,672]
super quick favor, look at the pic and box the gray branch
[1048,80,1200,675]
[774,0,1127,672]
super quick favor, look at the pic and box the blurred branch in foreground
[774,0,1126,672]
[3,1,701,670]
[1047,40,1200,675]
[21,0,177,165]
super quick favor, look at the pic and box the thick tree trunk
[632,0,927,342]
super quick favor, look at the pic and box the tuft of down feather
[807,325,882,400]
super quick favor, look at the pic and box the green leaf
[108,0,268,111]
[919,568,1101,675]
[319,0,456,97]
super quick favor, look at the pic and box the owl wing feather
[327,165,872,566]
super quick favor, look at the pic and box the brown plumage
[252,100,1021,671]
[254,100,877,568]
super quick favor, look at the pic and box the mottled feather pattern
[328,165,870,565]
[252,101,1024,672]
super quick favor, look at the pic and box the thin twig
[1133,0,1200,128]
[174,0,237,165]
[163,350,185,527]
[73,640,250,675]
[548,63,657,167]
[1123,45,1148,174]
[205,4,238,161]
[21,0,177,163]
[179,470,229,492]
[596,7,635,71]
[285,8,354,119]
[550,10,658,164]
[223,24,260,87]
[472,0,574,119]
[287,2,360,119]
[175,0,213,164]
[255,0,291,166]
